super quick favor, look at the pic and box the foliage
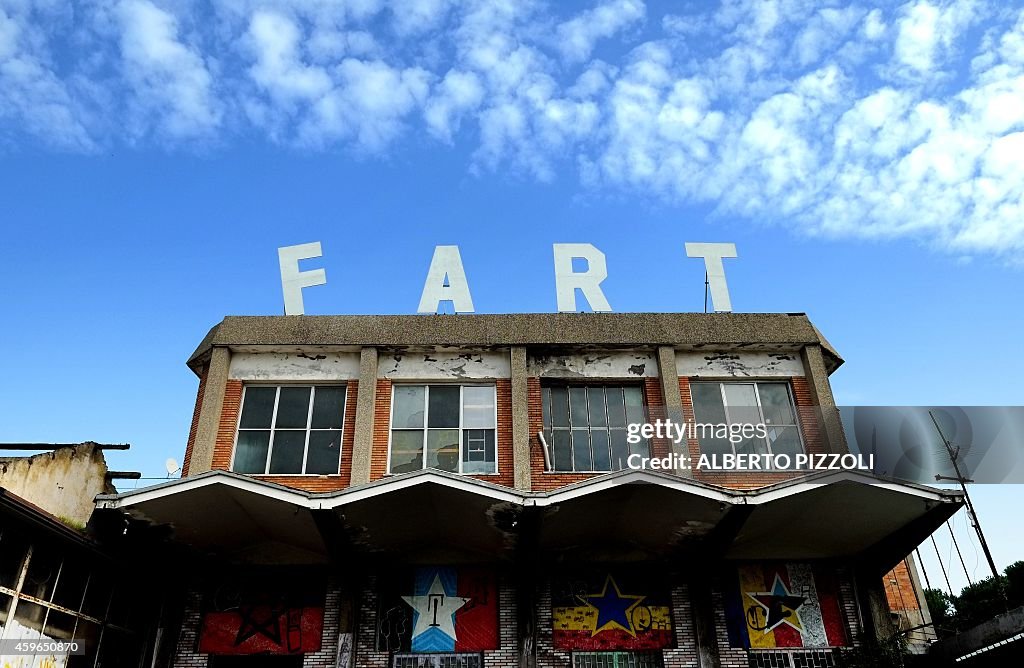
[923,560,1024,636]
[834,633,907,668]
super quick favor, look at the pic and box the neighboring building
[0,443,165,667]
[93,313,963,668]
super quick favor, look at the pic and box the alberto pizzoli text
[625,418,874,472]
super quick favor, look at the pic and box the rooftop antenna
[165,457,180,478]
[929,411,1005,600]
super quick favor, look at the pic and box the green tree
[924,588,957,636]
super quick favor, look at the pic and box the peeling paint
[528,351,657,378]
[378,349,511,379]
[229,352,360,381]
[676,350,805,377]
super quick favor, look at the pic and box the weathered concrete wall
[378,348,511,379]
[527,351,657,378]
[676,350,805,377]
[0,443,112,527]
[228,351,360,381]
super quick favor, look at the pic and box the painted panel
[0,618,69,668]
[229,352,360,381]
[377,567,499,652]
[528,352,657,378]
[551,571,674,650]
[379,351,511,379]
[676,351,805,377]
[725,563,848,649]
[198,578,324,655]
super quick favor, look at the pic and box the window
[690,381,803,457]
[541,385,649,472]
[389,385,497,475]
[233,385,346,475]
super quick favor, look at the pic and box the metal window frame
[386,383,499,476]
[231,383,348,476]
[541,383,649,473]
[692,380,805,460]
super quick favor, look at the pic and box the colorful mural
[725,563,848,649]
[377,567,498,652]
[551,571,674,650]
[198,577,324,655]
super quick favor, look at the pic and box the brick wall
[662,581,699,668]
[181,364,208,477]
[485,575,519,668]
[370,379,393,481]
[355,574,390,668]
[171,589,207,668]
[211,379,243,471]
[303,575,341,668]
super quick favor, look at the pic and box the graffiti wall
[377,567,498,652]
[551,571,674,650]
[725,563,848,649]
[198,574,325,655]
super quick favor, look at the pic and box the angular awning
[95,469,962,568]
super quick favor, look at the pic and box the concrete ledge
[188,312,842,373]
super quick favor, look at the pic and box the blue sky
[1,0,1022,594]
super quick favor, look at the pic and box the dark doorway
[208,656,304,668]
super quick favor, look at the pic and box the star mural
[583,575,647,637]
[402,572,471,650]
[746,575,807,635]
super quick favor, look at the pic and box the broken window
[389,384,497,474]
[233,385,346,475]
[541,385,649,472]
[690,381,803,458]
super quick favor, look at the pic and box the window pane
[239,387,276,428]
[552,430,572,471]
[462,430,496,474]
[12,599,46,637]
[606,388,626,428]
[428,386,460,428]
[311,386,346,429]
[269,431,306,474]
[569,388,588,428]
[82,571,113,618]
[0,529,28,588]
[427,429,460,472]
[306,430,342,474]
[73,618,101,653]
[572,429,592,471]
[550,387,569,428]
[587,388,607,427]
[734,432,769,457]
[691,383,726,423]
[276,387,312,428]
[43,609,76,640]
[624,386,644,425]
[233,431,270,473]
[768,425,802,457]
[393,386,426,428]
[723,384,760,425]
[390,430,424,473]
[591,430,611,470]
[758,383,796,426]
[23,551,60,601]
[52,560,89,611]
[463,386,495,428]
[610,430,629,470]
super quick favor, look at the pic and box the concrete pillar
[188,346,231,476]
[350,347,378,485]
[800,344,848,454]
[510,346,532,491]
[689,573,722,668]
[657,346,691,477]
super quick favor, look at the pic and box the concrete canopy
[96,470,960,570]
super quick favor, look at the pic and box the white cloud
[556,0,645,63]
[116,0,220,140]
[893,0,976,76]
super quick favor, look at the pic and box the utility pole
[929,411,1005,604]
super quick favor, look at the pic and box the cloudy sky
[1,0,1022,594]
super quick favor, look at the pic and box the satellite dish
[165,458,180,476]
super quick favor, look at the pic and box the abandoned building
[38,312,962,668]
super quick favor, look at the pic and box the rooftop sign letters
[278,242,738,316]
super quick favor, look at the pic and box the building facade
[95,313,962,668]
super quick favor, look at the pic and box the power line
[948,518,973,587]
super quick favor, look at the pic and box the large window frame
[689,380,804,459]
[232,384,347,476]
[540,383,650,473]
[387,383,499,475]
